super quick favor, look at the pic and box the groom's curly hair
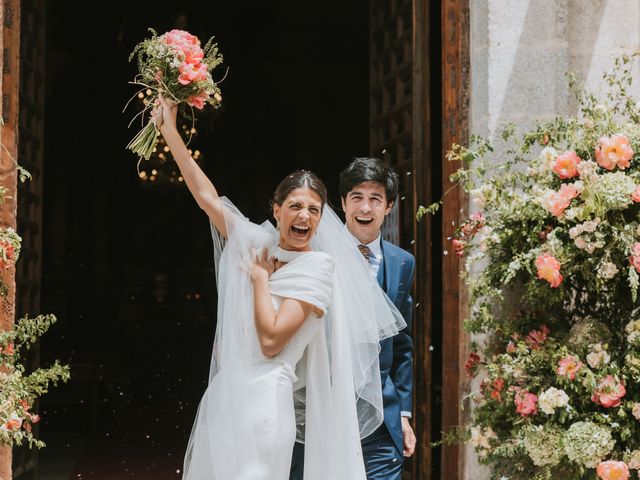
[339,157,399,205]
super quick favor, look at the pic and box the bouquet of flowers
[424,55,640,480]
[125,28,224,161]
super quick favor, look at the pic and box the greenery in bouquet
[0,314,70,448]
[425,54,640,480]
[125,28,224,161]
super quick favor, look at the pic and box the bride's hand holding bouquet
[125,28,224,161]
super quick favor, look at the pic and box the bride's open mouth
[290,224,310,238]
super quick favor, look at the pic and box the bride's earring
[276,218,280,231]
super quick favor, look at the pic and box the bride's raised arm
[153,95,228,238]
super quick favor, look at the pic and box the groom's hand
[401,417,416,457]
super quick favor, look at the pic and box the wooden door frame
[0,0,21,478]
[440,0,469,479]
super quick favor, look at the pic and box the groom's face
[342,181,393,245]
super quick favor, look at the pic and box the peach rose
[632,186,640,203]
[542,184,579,218]
[187,91,209,110]
[630,243,640,273]
[557,355,583,380]
[452,239,465,257]
[597,460,630,480]
[178,62,208,85]
[514,390,538,417]
[525,325,550,350]
[535,253,563,288]
[553,151,581,179]
[596,134,633,170]
[592,375,626,408]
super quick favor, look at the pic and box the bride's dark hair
[272,170,328,209]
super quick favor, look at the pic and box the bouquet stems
[126,119,159,161]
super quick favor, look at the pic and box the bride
[151,96,405,479]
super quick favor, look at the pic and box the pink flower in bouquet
[164,29,200,50]
[535,253,563,288]
[552,151,581,179]
[630,243,640,273]
[506,341,517,353]
[632,186,640,203]
[513,389,538,417]
[525,324,550,350]
[187,91,209,110]
[542,184,579,218]
[592,375,626,408]
[0,343,14,355]
[597,460,630,480]
[557,355,583,380]
[596,134,633,170]
[178,62,209,85]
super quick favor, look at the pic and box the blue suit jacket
[370,239,415,454]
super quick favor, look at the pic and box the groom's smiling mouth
[355,216,374,226]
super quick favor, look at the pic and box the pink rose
[630,243,640,273]
[490,378,505,402]
[597,461,630,480]
[5,417,22,431]
[525,325,550,350]
[542,184,579,218]
[557,355,583,380]
[187,92,209,110]
[464,352,481,378]
[596,134,633,170]
[553,151,581,179]
[592,375,626,408]
[452,239,465,257]
[178,62,208,85]
[514,390,538,417]
[633,186,640,203]
[535,253,563,288]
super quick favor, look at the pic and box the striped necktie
[357,244,372,263]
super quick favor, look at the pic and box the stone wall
[465,1,640,478]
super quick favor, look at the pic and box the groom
[290,157,416,480]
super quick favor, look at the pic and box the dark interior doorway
[36,1,369,478]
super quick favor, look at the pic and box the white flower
[470,188,486,209]
[586,343,611,368]
[594,104,607,115]
[540,146,558,169]
[632,403,640,421]
[577,160,599,181]
[538,387,569,415]
[597,261,619,280]
[470,426,496,458]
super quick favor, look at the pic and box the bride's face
[273,187,323,251]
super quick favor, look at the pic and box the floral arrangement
[0,117,70,449]
[125,28,224,161]
[0,314,70,448]
[424,55,640,480]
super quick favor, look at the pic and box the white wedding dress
[182,198,406,480]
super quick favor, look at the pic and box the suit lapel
[381,240,399,303]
